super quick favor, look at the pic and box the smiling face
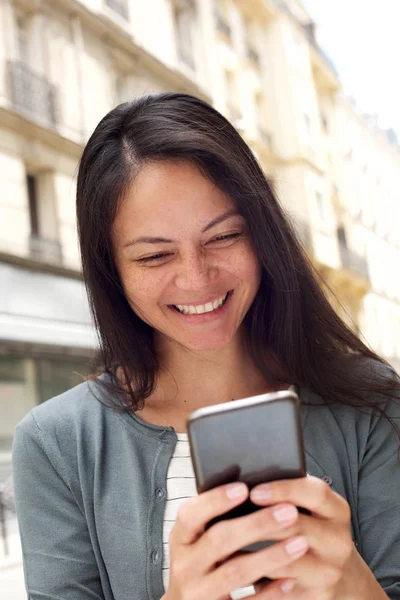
[112,160,261,352]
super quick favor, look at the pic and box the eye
[136,253,172,263]
[209,232,242,243]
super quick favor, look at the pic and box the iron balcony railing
[337,236,369,281]
[29,233,63,266]
[105,0,128,18]
[8,60,57,128]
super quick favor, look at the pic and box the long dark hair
[76,92,400,428]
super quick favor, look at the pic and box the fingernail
[250,484,272,501]
[226,482,247,500]
[273,505,297,524]
[280,579,295,593]
[285,535,308,557]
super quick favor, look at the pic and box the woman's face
[113,161,261,352]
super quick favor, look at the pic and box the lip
[167,292,229,308]
[167,290,233,323]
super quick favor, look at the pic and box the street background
[1,0,400,597]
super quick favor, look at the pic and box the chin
[180,331,237,352]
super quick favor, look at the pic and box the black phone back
[187,390,306,531]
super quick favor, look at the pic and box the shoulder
[301,360,400,464]
[18,377,106,430]
[13,376,125,493]
[14,376,120,462]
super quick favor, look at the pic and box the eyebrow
[123,209,242,248]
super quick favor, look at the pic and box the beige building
[0,0,399,453]
[0,0,400,590]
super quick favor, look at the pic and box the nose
[174,249,218,291]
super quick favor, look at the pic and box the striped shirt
[162,433,256,599]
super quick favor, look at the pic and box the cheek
[232,246,261,285]
[119,268,153,304]
[121,268,167,309]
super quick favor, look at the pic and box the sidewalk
[0,562,26,600]
[0,515,26,600]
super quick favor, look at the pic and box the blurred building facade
[1,0,400,457]
[0,1,400,581]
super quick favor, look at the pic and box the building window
[243,19,259,66]
[16,15,30,63]
[214,0,231,41]
[255,92,272,146]
[115,73,132,104]
[304,113,311,136]
[105,0,128,19]
[321,113,328,133]
[25,171,62,265]
[337,225,347,247]
[315,191,325,220]
[225,71,241,122]
[0,355,93,457]
[173,0,196,70]
[27,174,39,235]
[36,358,91,403]
[0,357,36,456]
[10,14,58,128]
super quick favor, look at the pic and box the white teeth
[174,293,228,315]
[212,298,221,310]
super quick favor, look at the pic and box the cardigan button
[322,475,333,486]
[151,549,160,564]
[156,488,165,499]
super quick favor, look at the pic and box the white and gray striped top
[162,432,256,600]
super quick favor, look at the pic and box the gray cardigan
[12,376,400,599]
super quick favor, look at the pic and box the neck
[137,329,288,428]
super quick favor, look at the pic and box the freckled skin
[112,160,261,352]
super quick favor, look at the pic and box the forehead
[113,161,238,239]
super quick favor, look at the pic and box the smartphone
[187,389,306,552]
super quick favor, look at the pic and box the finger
[287,512,354,562]
[254,578,296,597]
[250,476,350,521]
[269,550,342,590]
[194,503,300,569]
[195,535,309,599]
[171,482,248,545]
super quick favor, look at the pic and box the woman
[13,93,400,599]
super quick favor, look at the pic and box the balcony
[7,60,57,128]
[337,232,369,281]
[105,0,128,19]
[29,234,63,266]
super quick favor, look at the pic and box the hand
[250,475,378,599]
[163,481,310,600]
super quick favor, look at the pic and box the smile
[171,292,230,315]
